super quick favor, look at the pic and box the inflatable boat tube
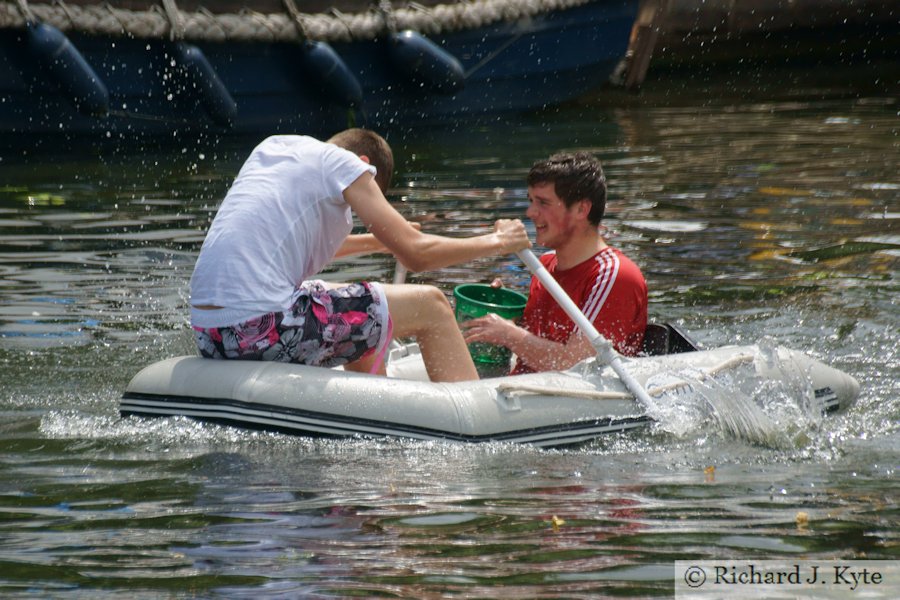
[121,342,859,447]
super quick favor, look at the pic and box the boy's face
[526,181,585,249]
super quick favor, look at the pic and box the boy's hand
[460,313,519,346]
[493,219,531,253]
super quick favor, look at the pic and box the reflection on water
[0,92,897,596]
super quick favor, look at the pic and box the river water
[0,82,897,597]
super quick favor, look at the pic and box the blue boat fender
[174,43,237,127]
[24,23,109,116]
[387,30,465,94]
[301,41,363,108]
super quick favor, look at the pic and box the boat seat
[641,323,700,356]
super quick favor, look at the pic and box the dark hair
[526,152,607,225]
[327,128,394,193]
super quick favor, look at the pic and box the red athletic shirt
[511,247,647,374]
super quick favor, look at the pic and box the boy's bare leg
[343,350,387,376]
[370,283,478,382]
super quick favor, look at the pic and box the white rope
[281,0,307,40]
[160,0,182,41]
[15,0,33,22]
[497,383,632,400]
[497,354,757,401]
[0,0,595,43]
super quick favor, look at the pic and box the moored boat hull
[0,1,639,141]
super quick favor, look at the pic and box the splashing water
[645,348,827,449]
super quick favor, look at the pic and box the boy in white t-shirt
[191,128,530,382]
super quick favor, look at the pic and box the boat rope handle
[377,0,396,34]
[282,0,308,40]
[496,354,757,401]
[160,0,183,41]
[15,0,34,23]
[497,383,632,401]
[702,354,755,377]
[464,29,525,79]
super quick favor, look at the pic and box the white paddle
[516,249,661,417]
[392,261,408,285]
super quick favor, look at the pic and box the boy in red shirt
[462,152,647,374]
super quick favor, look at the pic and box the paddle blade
[645,370,784,447]
[644,346,833,448]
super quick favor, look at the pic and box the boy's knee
[421,285,448,304]
[421,285,456,317]
[389,285,455,335]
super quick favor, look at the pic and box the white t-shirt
[190,135,376,328]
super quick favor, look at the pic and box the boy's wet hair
[527,152,607,225]
[328,128,394,193]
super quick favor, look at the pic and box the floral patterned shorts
[193,281,390,369]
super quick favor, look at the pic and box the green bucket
[453,283,528,376]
